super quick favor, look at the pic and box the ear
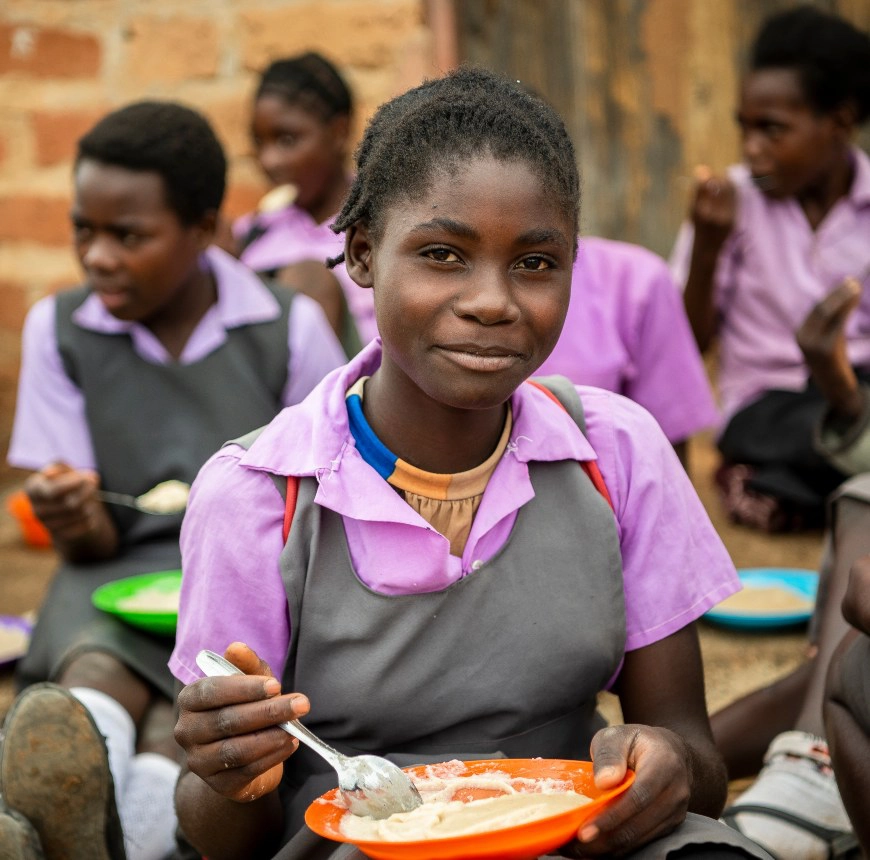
[827,99,858,137]
[329,114,351,156]
[192,209,218,252]
[344,221,375,290]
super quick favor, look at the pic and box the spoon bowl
[195,649,423,819]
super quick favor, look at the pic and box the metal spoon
[195,649,423,819]
[97,480,190,515]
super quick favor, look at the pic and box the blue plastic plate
[704,568,818,629]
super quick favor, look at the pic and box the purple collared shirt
[234,204,378,345]
[538,237,719,443]
[670,147,870,424]
[170,339,739,686]
[7,246,346,472]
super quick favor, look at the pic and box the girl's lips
[436,346,523,372]
[95,289,131,312]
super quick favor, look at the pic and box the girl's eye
[120,233,142,248]
[425,248,460,263]
[278,134,297,148]
[72,225,93,243]
[517,256,553,271]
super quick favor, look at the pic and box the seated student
[168,68,772,860]
[537,236,719,467]
[670,6,870,531]
[708,278,869,859]
[825,546,870,857]
[0,101,344,860]
[234,51,375,355]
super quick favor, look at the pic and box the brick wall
[0,0,440,475]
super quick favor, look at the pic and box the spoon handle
[97,491,141,509]
[194,650,346,772]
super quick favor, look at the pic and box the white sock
[119,752,181,860]
[69,686,135,799]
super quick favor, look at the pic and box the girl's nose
[81,235,120,273]
[453,269,521,325]
[742,129,766,163]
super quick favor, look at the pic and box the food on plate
[116,582,181,613]
[0,624,30,663]
[716,585,813,614]
[338,761,592,842]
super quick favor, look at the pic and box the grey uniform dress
[16,283,293,699]
[225,378,772,860]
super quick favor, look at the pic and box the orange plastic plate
[305,758,634,860]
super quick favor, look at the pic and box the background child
[670,6,870,531]
[234,51,375,353]
[170,68,771,859]
[0,101,344,860]
[825,544,870,857]
[537,236,719,468]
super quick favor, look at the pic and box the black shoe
[0,684,127,860]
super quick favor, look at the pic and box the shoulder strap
[527,377,614,511]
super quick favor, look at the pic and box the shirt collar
[239,339,598,480]
[71,245,281,335]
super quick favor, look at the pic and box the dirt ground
[0,431,824,802]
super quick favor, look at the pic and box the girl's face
[737,68,850,198]
[251,94,348,214]
[71,159,212,322]
[346,154,575,412]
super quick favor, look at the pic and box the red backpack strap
[526,379,613,511]
[281,476,300,543]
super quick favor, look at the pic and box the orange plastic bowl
[305,758,634,860]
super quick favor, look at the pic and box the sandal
[723,731,858,860]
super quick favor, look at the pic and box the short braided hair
[752,6,870,124]
[331,67,579,250]
[256,52,353,121]
[76,101,226,224]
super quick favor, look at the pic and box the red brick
[0,196,71,246]
[0,25,101,79]
[222,182,266,222]
[123,16,218,84]
[31,109,106,167]
[0,281,30,331]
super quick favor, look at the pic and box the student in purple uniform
[538,237,719,468]
[670,6,870,532]
[163,69,773,860]
[0,101,344,860]
[234,51,375,354]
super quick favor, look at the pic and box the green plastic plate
[91,570,182,636]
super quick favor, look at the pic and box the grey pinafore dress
[16,283,293,699]
[234,378,772,860]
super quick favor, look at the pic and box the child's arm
[173,642,310,860]
[682,166,737,352]
[25,462,120,562]
[566,623,726,856]
[842,553,870,636]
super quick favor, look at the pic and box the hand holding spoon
[195,649,423,819]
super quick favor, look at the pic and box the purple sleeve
[581,388,739,651]
[282,293,347,406]
[623,261,719,442]
[6,296,98,471]
[170,445,291,684]
[669,220,737,317]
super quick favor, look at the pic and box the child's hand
[797,278,863,420]
[689,165,736,250]
[24,462,101,542]
[174,642,310,804]
[561,724,692,857]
